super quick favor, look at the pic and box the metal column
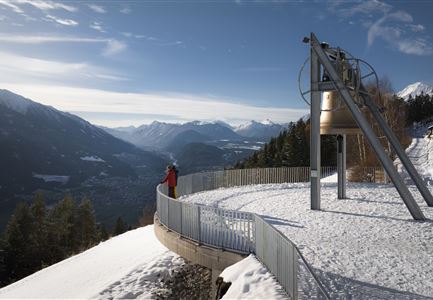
[310,33,425,220]
[337,134,347,199]
[310,33,321,210]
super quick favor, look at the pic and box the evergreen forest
[0,194,131,287]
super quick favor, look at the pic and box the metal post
[310,32,321,210]
[310,33,425,220]
[362,93,433,206]
[337,134,347,199]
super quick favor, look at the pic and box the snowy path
[0,226,184,299]
[398,133,433,185]
[182,182,433,299]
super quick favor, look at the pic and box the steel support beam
[310,33,321,210]
[361,93,433,207]
[337,134,347,199]
[310,33,425,220]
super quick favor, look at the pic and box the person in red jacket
[161,165,177,198]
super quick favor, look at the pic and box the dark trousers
[168,186,176,199]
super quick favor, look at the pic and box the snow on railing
[156,167,331,299]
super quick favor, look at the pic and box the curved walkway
[181,182,433,299]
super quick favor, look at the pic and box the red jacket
[161,169,176,187]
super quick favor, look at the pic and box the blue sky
[0,0,432,127]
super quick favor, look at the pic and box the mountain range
[0,89,166,230]
[397,82,433,101]
[102,119,286,174]
[103,119,285,150]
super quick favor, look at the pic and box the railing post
[293,248,298,299]
[197,205,201,243]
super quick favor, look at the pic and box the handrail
[156,165,391,297]
[156,167,334,299]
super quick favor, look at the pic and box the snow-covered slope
[396,123,433,184]
[0,225,285,299]
[234,119,284,139]
[0,226,183,299]
[397,82,433,101]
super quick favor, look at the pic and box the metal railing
[156,167,331,299]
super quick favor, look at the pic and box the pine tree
[30,193,49,267]
[48,196,78,257]
[4,203,38,280]
[76,198,97,249]
[0,238,6,286]
[98,224,110,241]
[113,217,127,236]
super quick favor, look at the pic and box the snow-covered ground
[185,126,433,299]
[80,155,106,162]
[220,255,287,300]
[0,225,281,299]
[396,126,433,185]
[183,182,433,299]
[32,173,70,184]
[0,226,184,299]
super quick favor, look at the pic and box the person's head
[166,165,173,172]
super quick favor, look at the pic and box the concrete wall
[154,215,246,272]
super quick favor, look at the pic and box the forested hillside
[406,93,433,124]
[236,84,414,171]
[234,118,337,168]
[0,194,134,288]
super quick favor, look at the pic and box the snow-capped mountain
[234,119,285,139]
[0,89,165,229]
[397,82,433,101]
[103,119,286,174]
[105,119,285,150]
[105,120,242,150]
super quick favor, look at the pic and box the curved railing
[156,167,333,299]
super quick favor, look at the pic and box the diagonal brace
[309,32,425,220]
[361,90,433,207]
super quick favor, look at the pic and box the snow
[220,255,287,300]
[395,126,433,185]
[397,82,433,101]
[0,226,183,299]
[0,89,33,114]
[32,174,70,184]
[261,118,275,125]
[182,181,433,299]
[80,155,105,162]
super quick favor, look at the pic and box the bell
[320,91,362,135]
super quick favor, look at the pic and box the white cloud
[0,34,127,56]
[0,0,24,13]
[0,83,308,127]
[103,40,127,56]
[87,4,106,14]
[120,7,131,14]
[45,14,78,26]
[367,11,432,55]
[0,51,128,80]
[90,21,106,33]
[17,0,77,12]
[121,32,132,38]
[334,0,392,17]
[0,51,87,75]
[0,34,101,43]
[397,39,433,56]
[330,1,432,56]
[409,24,425,33]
